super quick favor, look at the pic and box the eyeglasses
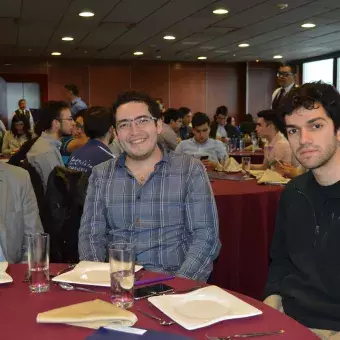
[116,115,158,131]
[277,72,294,77]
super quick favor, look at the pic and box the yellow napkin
[257,169,290,184]
[37,299,138,329]
[249,170,265,179]
[224,157,242,172]
[214,162,224,172]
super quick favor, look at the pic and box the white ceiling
[1,0,340,62]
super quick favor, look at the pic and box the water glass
[242,157,251,178]
[109,243,135,309]
[27,233,50,293]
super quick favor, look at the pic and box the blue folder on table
[86,327,194,340]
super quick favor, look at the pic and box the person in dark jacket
[264,81,340,339]
[210,105,228,142]
[225,116,240,138]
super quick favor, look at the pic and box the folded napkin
[224,157,242,172]
[0,262,13,284]
[37,299,138,329]
[214,162,224,172]
[257,169,290,184]
[249,170,265,179]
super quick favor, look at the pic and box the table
[0,156,9,163]
[210,179,283,300]
[229,151,264,164]
[1,264,317,340]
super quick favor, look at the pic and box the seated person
[210,105,228,142]
[78,91,221,281]
[60,109,88,165]
[175,112,227,167]
[179,107,192,140]
[158,108,183,150]
[225,116,240,138]
[2,115,32,155]
[264,81,340,339]
[240,113,257,135]
[0,162,43,263]
[68,107,115,174]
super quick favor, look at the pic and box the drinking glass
[27,233,50,293]
[242,157,251,179]
[109,243,135,309]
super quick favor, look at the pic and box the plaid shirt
[79,149,220,281]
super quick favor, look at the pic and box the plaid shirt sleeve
[176,160,221,281]
[78,163,108,261]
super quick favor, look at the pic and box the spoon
[137,309,175,326]
[59,282,107,294]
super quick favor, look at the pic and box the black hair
[64,84,79,96]
[84,107,113,139]
[192,112,210,128]
[215,105,228,116]
[227,116,235,124]
[74,109,86,121]
[112,91,161,127]
[163,108,183,124]
[18,98,26,106]
[281,81,340,134]
[279,63,297,74]
[11,114,32,139]
[257,109,283,132]
[244,113,254,122]
[37,101,70,132]
[178,107,191,116]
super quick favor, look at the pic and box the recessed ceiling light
[51,52,62,56]
[273,55,283,59]
[276,4,288,10]
[62,36,74,41]
[133,51,144,56]
[197,56,207,60]
[4,63,12,66]
[156,55,162,59]
[301,23,316,28]
[238,43,249,48]
[163,35,176,40]
[213,8,228,14]
[79,11,95,17]
[256,59,260,62]
[84,50,88,54]
[233,54,236,56]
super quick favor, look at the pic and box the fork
[137,309,175,326]
[205,330,285,339]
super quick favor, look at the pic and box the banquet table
[209,178,283,300]
[229,151,264,164]
[1,264,318,340]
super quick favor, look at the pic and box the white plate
[0,262,13,284]
[52,261,143,287]
[148,285,262,330]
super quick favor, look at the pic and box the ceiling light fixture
[62,36,74,41]
[273,55,283,59]
[4,63,12,66]
[301,23,316,28]
[133,51,144,56]
[213,8,228,15]
[51,52,62,56]
[238,43,249,47]
[79,11,95,17]
[276,4,288,10]
[197,56,207,60]
[256,59,260,62]
[163,35,176,40]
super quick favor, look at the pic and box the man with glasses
[79,91,221,281]
[27,101,73,191]
[272,64,298,110]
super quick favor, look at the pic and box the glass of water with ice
[109,243,135,309]
[27,233,50,293]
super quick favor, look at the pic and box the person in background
[64,84,87,117]
[176,112,227,168]
[27,101,73,191]
[240,113,257,135]
[272,63,298,110]
[155,98,166,113]
[225,116,240,138]
[210,105,228,142]
[79,91,221,281]
[0,162,43,263]
[2,115,32,155]
[157,108,182,150]
[60,109,88,166]
[179,107,192,140]
[0,118,7,151]
[68,107,116,174]
[12,99,34,132]
[264,82,340,339]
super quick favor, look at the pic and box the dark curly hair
[11,114,32,139]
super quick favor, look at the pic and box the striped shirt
[79,148,221,281]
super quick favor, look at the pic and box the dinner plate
[148,285,262,330]
[0,262,13,284]
[52,261,142,287]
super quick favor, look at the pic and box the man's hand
[201,159,217,171]
[274,162,301,179]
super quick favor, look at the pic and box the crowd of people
[1,66,340,337]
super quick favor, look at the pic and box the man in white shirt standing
[272,64,298,110]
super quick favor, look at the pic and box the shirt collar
[191,137,210,146]
[40,131,62,148]
[71,97,81,105]
[283,82,295,93]
[269,132,284,147]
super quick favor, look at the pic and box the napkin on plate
[257,169,290,184]
[249,170,265,179]
[224,157,242,172]
[37,299,138,329]
[214,162,224,172]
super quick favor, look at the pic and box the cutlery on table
[137,309,175,326]
[58,282,107,294]
[205,330,285,340]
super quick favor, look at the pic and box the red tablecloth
[1,264,317,340]
[229,151,264,164]
[210,179,283,300]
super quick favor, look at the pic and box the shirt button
[136,218,140,223]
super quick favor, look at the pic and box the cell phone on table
[134,283,174,300]
[200,155,209,160]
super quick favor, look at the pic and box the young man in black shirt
[264,81,340,339]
